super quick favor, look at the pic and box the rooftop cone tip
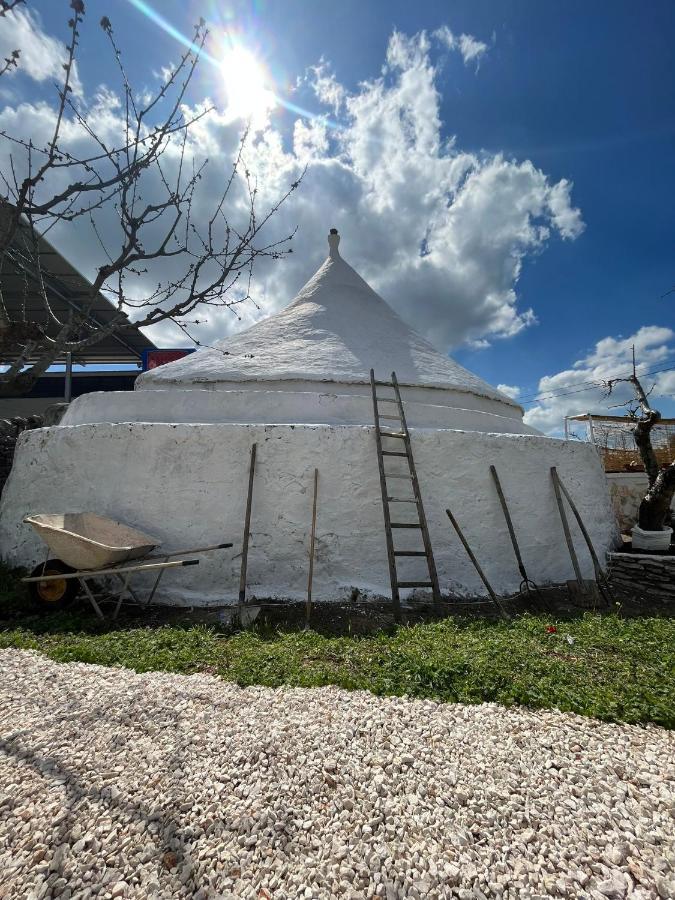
[328,228,340,258]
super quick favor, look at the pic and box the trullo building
[0,230,616,604]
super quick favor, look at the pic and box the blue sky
[1,0,674,430]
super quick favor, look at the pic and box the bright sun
[219,45,275,126]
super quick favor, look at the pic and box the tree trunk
[638,462,675,531]
[633,412,661,487]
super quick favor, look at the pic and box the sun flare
[219,44,275,126]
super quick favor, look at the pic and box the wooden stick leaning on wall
[550,466,599,606]
[305,467,319,629]
[445,506,509,620]
[238,443,257,613]
[551,466,613,606]
[489,465,541,599]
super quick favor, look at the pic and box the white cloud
[458,34,488,66]
[0,7,82,94]
[293,117,329,161]
[546,178,585,240]
[433,26,456,50]
[433,26,489,67]
[0,24,585,357]
[307,61,345,115]
[497,383,521,400]
[523,326,675,434]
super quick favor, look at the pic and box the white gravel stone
[0,649,673,899]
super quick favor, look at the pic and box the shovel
[550,467,600,606]
[551,468,614,607]
[490,465,542,600]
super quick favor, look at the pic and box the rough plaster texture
[137,234,521,414]
[606,472,675,533]
[0,423,616,606]
[62,388,536,433]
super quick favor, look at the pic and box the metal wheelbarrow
[22,512,232,620]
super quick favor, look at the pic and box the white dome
[136,230,521,414]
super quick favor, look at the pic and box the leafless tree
[0,1,302,396]
[606,353,675,531]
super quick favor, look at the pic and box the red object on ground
[546,625,557,634]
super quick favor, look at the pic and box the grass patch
[1,568,673,728]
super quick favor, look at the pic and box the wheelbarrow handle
[22,557,201,582]
[148,542,233,560]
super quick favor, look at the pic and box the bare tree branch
[0,0,25,17]
[0,1,303,397]
[0,48,20,78]
[605,352,674,531]
[605,370,661,487]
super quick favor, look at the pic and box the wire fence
[566,415,675,473]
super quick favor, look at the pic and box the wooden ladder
[370,369,442,622]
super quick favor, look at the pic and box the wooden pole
[305,467,319,629]
[238,443,257,608]
[64,352,73,403]
[490,465,526,579]
[490,465,541,598]
[445,507,508,619]
[550,466,584,587]
[553,469,614,604]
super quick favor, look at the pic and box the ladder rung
[397,581,433,588]
[372,369,441,618]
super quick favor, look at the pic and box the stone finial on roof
[328,228,340,258]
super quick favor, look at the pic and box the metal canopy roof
[1,211,156,364]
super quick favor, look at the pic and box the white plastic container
[631,524,673,553]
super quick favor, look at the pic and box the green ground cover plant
[1,567,672,728]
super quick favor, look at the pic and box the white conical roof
[137,230,519,410]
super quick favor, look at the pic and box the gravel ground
[0,650,673,900]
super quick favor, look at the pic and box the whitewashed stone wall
[62,388,537,434]
[0,423,617,605]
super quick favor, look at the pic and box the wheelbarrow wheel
[28,559,79,610]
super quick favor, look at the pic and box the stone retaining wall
[0,404,68,497]
[607,551,675,603]
[0,417,43,496]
